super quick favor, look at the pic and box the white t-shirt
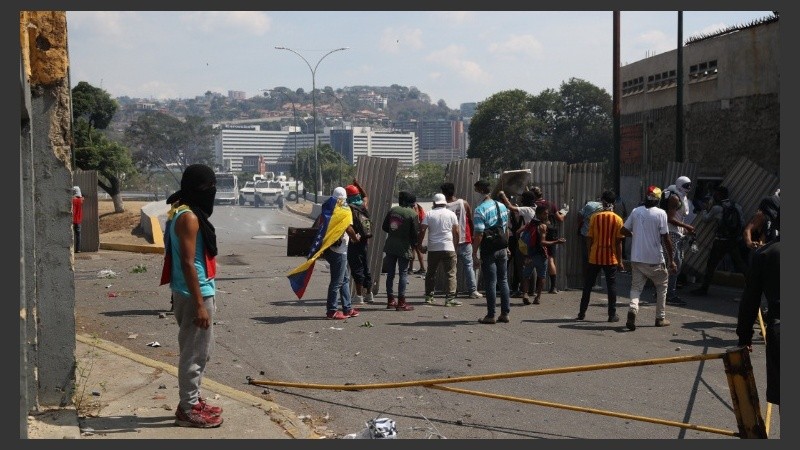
[624,205,669,264]
[445,198,468,244]
[516,206,536,226]
[422,206,459,252]
[328,206,353,254]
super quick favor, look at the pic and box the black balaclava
[166,164,218,256]
[398,191,416,208]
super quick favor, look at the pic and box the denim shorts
[523,253,548,279]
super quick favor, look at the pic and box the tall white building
[213,124,327,173]
[215,124,418,172]
[352,127,418,168]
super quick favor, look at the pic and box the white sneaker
[353,295,364,305]
[364,292,374,304]
[469,291,483,299]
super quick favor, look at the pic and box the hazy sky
[66,11,774,108]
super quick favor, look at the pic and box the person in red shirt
[72,186,84,253]
[576,190,625,322]
[532,186,568,293]
[408,202,427,274]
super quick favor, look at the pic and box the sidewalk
[27,334,322,439]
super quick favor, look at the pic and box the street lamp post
[327,93,348,187]
[266,89,300,203]
[275,45,349,203]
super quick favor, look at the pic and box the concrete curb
[98,242,164,253]
[76,334,323,439]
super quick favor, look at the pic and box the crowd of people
[294,174,780,410]
[150,163,780,428]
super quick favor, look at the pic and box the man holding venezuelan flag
[288,187,360,319]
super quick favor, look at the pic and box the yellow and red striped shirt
[587,210,624,265]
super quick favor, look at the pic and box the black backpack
[717,202,742,240]
[350,204,372,239]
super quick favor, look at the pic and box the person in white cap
[663,176,696,306]
[418,193,461,306]
[72,186,84,252]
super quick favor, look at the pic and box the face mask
[197,186,216,217]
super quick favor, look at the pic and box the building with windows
[213,124,327,174]
[391,119,464,164]
[352,127,418,169]
[214,124,418,173]
[619,14,779,179]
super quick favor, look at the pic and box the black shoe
[626,311,636,331]
[666,296,687,306]
[576,313,585,321]
[608,315,620,323]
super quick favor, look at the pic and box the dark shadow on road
[386,320,476,327]
[102,309,165,317]
[78,415,176,434]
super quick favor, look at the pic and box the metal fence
[73,170,99,252]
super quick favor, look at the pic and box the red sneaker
[326,311,347,320]
[198,397,223,416]
[175,403,223,428]
[344,308,360,317]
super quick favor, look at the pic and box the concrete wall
[621,19,779,114]
[20,11,77,435]
[619,19,779,181]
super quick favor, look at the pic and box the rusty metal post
[723,347,767,438]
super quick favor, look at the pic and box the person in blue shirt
[472,179,512,324]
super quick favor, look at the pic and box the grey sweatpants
[173,291,215,413]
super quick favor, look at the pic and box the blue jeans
[384,253,410,298]
[667,232,684,299]
[457,242,479,294]
[480,248,511,318]
[324,250,352,313]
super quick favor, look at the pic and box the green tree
[467,81,612,177]
[396,162,445,199]
[550,78,612,164]
[71,81,118,129]
[124,112,215,184]
[71,81,134,212]
[467,89,539,177]
[73,123,136,212]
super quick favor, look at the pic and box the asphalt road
[75,204,779,439]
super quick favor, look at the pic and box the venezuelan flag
[287,196,350,299]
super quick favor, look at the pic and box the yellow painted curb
[98,242,164,254]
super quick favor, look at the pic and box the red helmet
[345,185,359,196]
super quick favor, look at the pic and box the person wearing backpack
[345,180,374,305]
[576,190,625,322]
[472,179,512,324]
[691,186,747,296]
[518,204,566,306]
[531,186,568,294]
[498,190,539,305]
[382,191,420,311]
